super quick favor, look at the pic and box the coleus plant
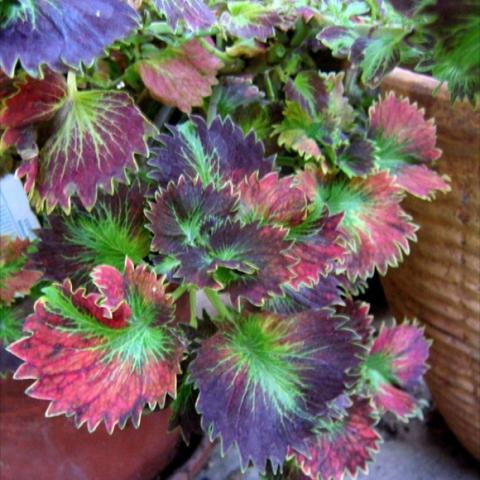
[0,0,474,478]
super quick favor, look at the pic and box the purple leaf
[30,182,150,283]
[190,310,362,472]
[152,0,216,31]
[146,176,238,256]
[148,115,274,189]
[0,0,138,77]
[338,138,375,177]
[220,2,282,41]
[266,277,344,315]
[176,221,296,306]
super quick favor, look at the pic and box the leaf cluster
[0,1,459,478]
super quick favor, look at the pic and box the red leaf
[8,259,185,433]
[139,39,223,113]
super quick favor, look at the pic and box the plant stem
[205,288,233,321]
[171,284,188,302]
[189,287,198,328]
[197,37,235,64]
[264,70,276,102]
[67,71,77,96]
[207,86,221,125]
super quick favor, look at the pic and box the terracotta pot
[0,376,182,480]
[380,68,480,459]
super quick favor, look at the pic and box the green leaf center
[225,316,306,414]
[42,286,174,371]
[64,203,150,272]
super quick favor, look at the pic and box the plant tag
[0,174,40,240]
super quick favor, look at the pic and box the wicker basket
[380,68,480,459]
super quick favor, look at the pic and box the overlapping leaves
[30,183,150,283]
[147,175,296,306]
[305,170,418,279]
[0,71,151,212]
[148,115,273,189]
[190,310,362,472]
[8,258,185,432]
[273,71,358,172]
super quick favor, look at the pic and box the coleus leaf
[0,69,14,100]
[190,310,362,472]
[0,0,138,77]
[0,71,151,212]
[337,138,375,178]
[152,0,216,32]
[215,75,265,120]
[30,182,150,283]
[265,277,344,315]
[337,298,374,346]
[317,26,357,58]
[237,171,345,288]
[362,322,430,419]
[350,33,403,87]
[309,171,417,279]
[290,398,381,480]
[147,175,294,306]
[237,172,307,226]
[176,220,296,307]
[148,115,274,189]
[147,176,238,256]
[274,71,355,169]
[220,2,282,41]
[8,258,186,433]
[0,236,42,305]
[139,39,223,114]
[369,92,449,199]
[287,212,345,289]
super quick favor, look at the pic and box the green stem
[171,284,188,302]
[189,287,198,328]
[197,37,235,64]
[207,86,221,125]
[205,288,233,321]
[67,71,77,96]
[264,71,276,102]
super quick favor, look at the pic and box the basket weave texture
[380,68,480,459]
